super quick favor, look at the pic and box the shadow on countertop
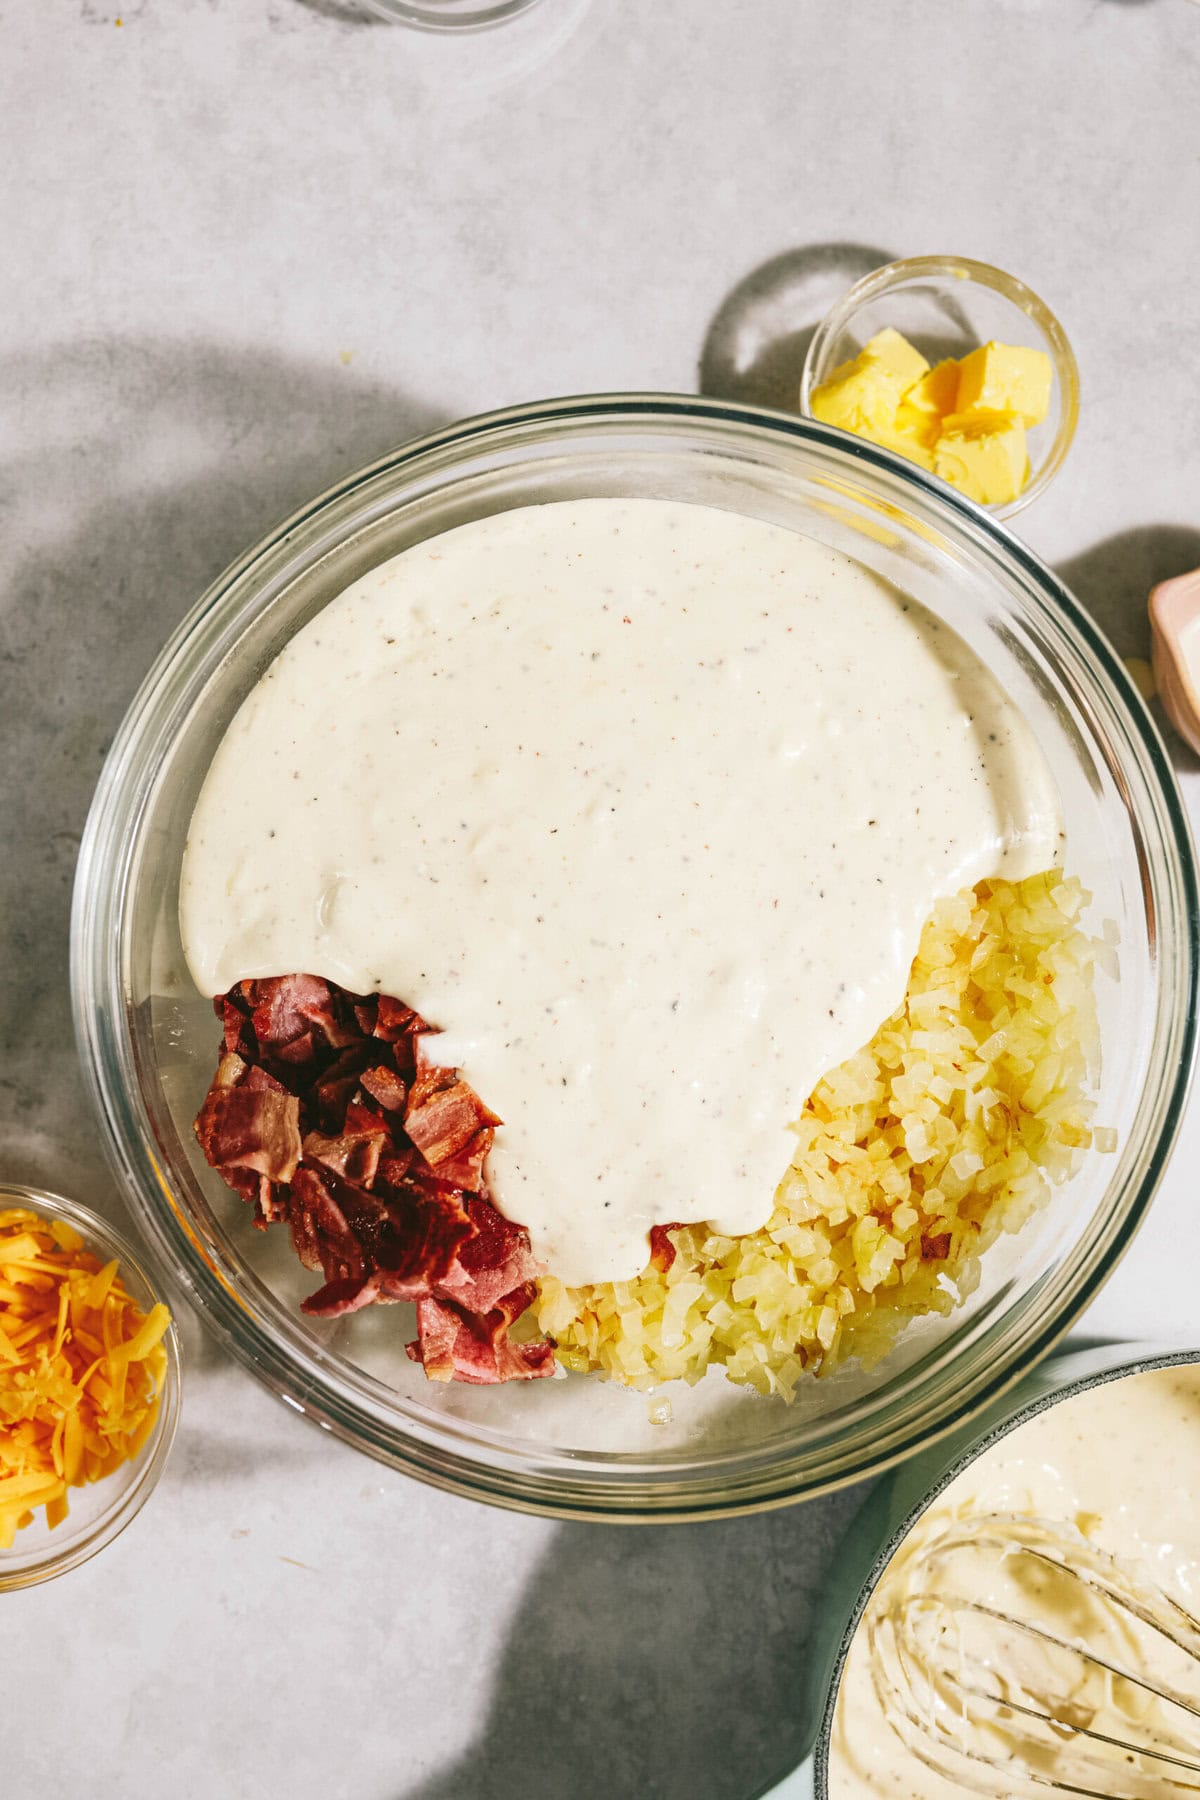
[0,337,443,1218]
[698,242,895,416]
[1056,524,1200,772]
[1056,525,1200,658]
[285,0,603,97]
[404,1485,865,1800]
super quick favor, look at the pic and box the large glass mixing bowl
[70,396,1198,1521]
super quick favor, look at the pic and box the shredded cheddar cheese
[0,1208,171,1548]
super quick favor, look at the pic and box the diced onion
[535,871,1108,1401]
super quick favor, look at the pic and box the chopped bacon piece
[219,1000,242,1055]
[207,1047,289,1099]
[353,998,379,1036]
[299,1272,382,1318]
[407,1289,554,1384]
[302,1098,391,1189]
[241,1063,289,1095]
[308,1044,371,1131]
[193,1068,302,1229]
[377,1149,415,1187]
[247,975,331,1059]
[287,1166,366,1286]
[211,1048,247,1088]
[424,1128,491,1194]
[194,1084,302,1184]
[192,975,552,1386]
[407,1295,460,1379]
[434,1196,538,1316]
[301,1127,382,1189]
[287,1175,323,1272]
[335,1177,472,1292]
[920,1231,953,1262]
[218,992,257,1059]
[405,1070,502,1167]
[222,1166,285,1227]
[373,994,430,1044]
[648,1224,681,1274]
[359,1064,408,1113]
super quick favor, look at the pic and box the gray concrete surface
[2,2,1198,1796]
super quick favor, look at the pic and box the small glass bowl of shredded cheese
[0,1184,180,1589]
[800,254,1080,521]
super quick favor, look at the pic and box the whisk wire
[867,1511,1200,1800]
[946,1664,1200,1780]
[940,1592,1200,1750]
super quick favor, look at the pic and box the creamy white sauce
[830,1363,1200,1797]
[181,499,1061,1286]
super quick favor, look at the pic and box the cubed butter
[809,329,930,436]
[939,407,1025,440]
[858,327,930,392]
[811,373,934,469]
[954,341,1052,427]
[866,420,935,471]
[806,325,1050,506]
[809,356,899,435]
[902,358,960,420]
[934,414,1029,507]
[894,401,941,451]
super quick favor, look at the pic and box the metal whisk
[866,1511,1200,1798]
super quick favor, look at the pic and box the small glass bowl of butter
[800,254,1080,521]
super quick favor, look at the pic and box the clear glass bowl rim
[798,253,1081,523]
[0,1182,182,1589]
[70,392,1198,1522]
[360,0,541,31]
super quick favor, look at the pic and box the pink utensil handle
[1149,568,1200,757]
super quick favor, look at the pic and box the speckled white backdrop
[2,2,1198,1796]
